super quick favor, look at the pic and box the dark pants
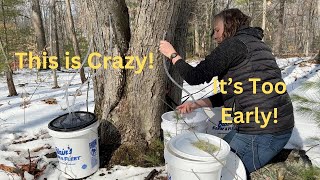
[223,129,292,173]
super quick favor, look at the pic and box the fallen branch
[12,137,38,144]
[0,164,23,177]
[144,169,159,180]
[32,144,52,152]
[28,149,31,175]
[306,144,320,153]
[42,98,58,104]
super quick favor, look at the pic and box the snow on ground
[0,57,319,179]
[41,165,166,180]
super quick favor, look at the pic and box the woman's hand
[159,40,177,59]
[176,101,200,114]
[176,98,213,114]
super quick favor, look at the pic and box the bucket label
[55,146,81,164]
[212,120,234,132]
[89,139,98,168]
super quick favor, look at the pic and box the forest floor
[0,56,319,179]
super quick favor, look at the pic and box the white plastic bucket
[205,107,234,138]
[164,136,171,148]
[48,112,100,179]
[161,109,208,146]
[164,133,230,180]
[221,151,247,180]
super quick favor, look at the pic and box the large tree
[81,0,193,165]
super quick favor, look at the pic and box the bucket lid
[167,132,230,162]
[48,111,97,132]
[161,109,208,124]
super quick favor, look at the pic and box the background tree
[50,0,59,88]
[273,0,285,55]
[65,0,86,83]
[0,0,26,96]
[0,37,17,96]
[31,0,46,53]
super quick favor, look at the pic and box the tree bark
[82,0,190,166]
[65,0,86,83]
[52,0,60,70]
[170,0,195,111]
[205,1,214,53]
[5,68,17,97]
[194,20,200,57]
[57,2,66,63]
[50,0,59,88]
[305,0,316,56]
[262,0,267,31]
[316,49,320,64]
[304,0,312,56]
[211,0,217,50]
[273,0,285,56]
[31,0,46,52]
[0,38,17,97]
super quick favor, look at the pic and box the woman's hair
[213,8,251,39]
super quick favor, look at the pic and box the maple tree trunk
[82,0,192,165]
